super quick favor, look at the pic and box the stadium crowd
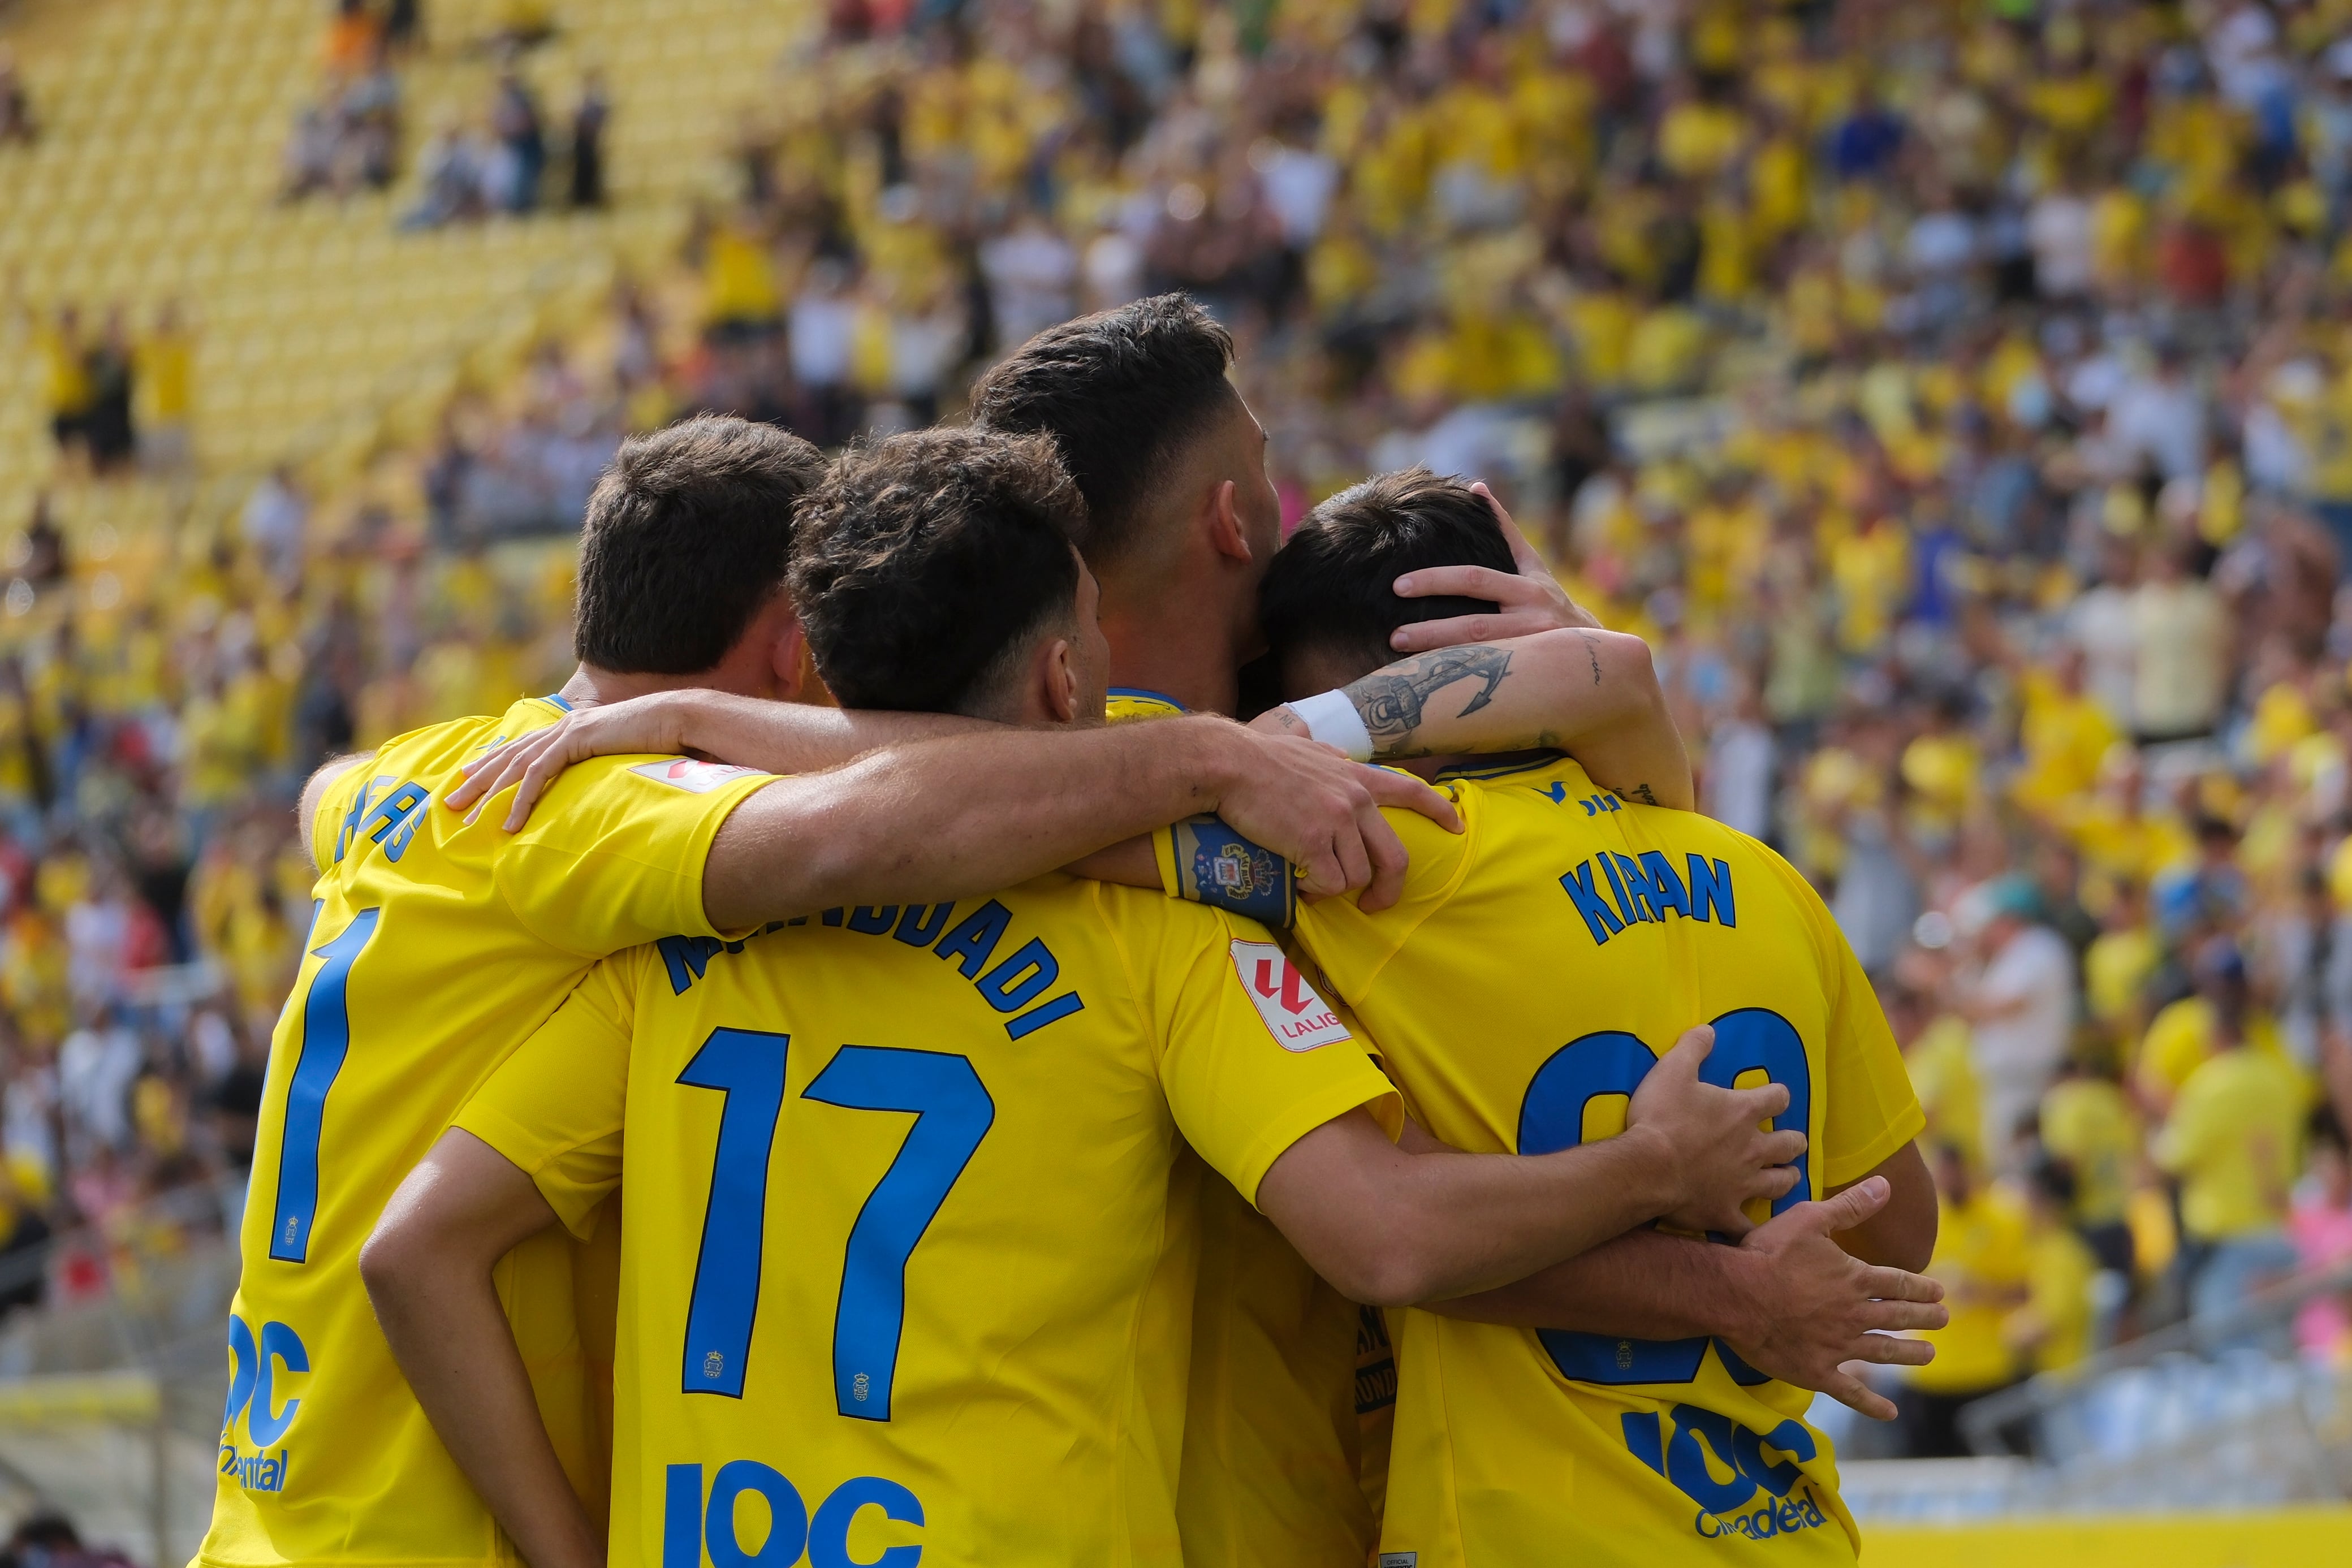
[11,0,2352,1463]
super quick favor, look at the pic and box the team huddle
[197,297,1947,1568]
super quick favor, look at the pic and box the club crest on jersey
[629,757,764,794]
[1229,940,1351,1051]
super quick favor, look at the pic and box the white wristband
[1287,689,1375,762]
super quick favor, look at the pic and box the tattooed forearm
[1578,630,1603,686]
[1341,645,1514,752]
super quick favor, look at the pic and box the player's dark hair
[572,414,823,673]
[1258,468,1512,681]
[967,293,1236,568]
[790,427,1090,715]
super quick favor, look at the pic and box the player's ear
[767,610,807,702]
[1041,637,1078,724]
[1205,478,1252,565]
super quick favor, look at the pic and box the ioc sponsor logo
[663,1462,922,1567]
[219,1315,308,1494]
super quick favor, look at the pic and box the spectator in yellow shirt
[2037,1055,2144,1277]
[2008,1158,2102,1375]
[2137,940,2289,1111]
[2155,1002,2306,1324]
[1905,1143,2033,1457]
[1893,983,1987,1177]
[2082,880,2159,1035]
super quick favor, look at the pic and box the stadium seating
[0,0,805,550]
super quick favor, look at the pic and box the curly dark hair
[789,427,1091,715]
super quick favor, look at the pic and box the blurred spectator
[239,468,308,589]
[57,1007,140,1159]
[402,113,489,229]
[383,0,423,54]
[37,306,92,469]
[0,44,34,145]
[2131,539,2229,745]
[3,1510,139,1568]
[1957,878,2078,1169]
[0,1163,49,1318]
[1904,1142,2033,1458]
[488,66,547,214]
[2008,1157,2102,1375]
[81,310,135,475]
[2039,1055,2144,1278]
[135,301,195,474]
[284,33,400,200]
[2155,985,2306,1323]
[2291,1109,2352,1357]
[567,70,608,210]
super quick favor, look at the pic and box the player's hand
[1624,1025,1805,1237]
[1206,725,1461,913]
[443,690,695,830]
[1388,482,1600,650]
[1716,1177,1945,1421]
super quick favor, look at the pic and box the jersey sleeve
[1115,893,1402,1208]
[492,756,774,954]
[452,952,642,1239]
[1814,900,1928,1189]
[1284,779,1479,1004]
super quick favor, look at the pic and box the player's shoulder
[1106,687,1189,724]
[376,694,568,774]
[510,750,774,848]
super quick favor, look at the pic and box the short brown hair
[968,293,1236,568]
[789,428,1091,714]
[573,414,824,673]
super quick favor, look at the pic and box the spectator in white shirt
[2130,538,2229,744]
[1957,876,2079,1172]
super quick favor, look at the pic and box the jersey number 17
[675,1028,994,1420]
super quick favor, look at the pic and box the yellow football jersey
[1106,686,1376,1567]
[455,876,1400,1568]
[1176,988,1387,1568]
[1162,754,1924,1568]
[201,694,774,1568]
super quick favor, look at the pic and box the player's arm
[1420,1174,1946,1420]
[360,1132,594,1568]
[295,752,371,871]
[443,690,983,827]
[700,716,1460,929]
[1255,1026,1803,1307]
[1824,1139,1936,1272]
[1257,628,1693,809]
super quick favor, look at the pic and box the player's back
[205,694,771,1568]
[456,874,1396,1568]
[1289,754,1922,1568]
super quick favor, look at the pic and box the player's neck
[560,664,765,707]
[1099,597,1243,718]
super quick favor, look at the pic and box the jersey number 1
[676,1029,994,1421]
[267,906,382,1264]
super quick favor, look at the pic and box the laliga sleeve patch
[628,758,767,794]
[1229,940,1353,1052]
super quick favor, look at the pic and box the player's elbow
[357,1211,438,1318]
[1307,1208,1466,1307]
[1582,630,1663,707]
[1311,1241,1432,1309]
